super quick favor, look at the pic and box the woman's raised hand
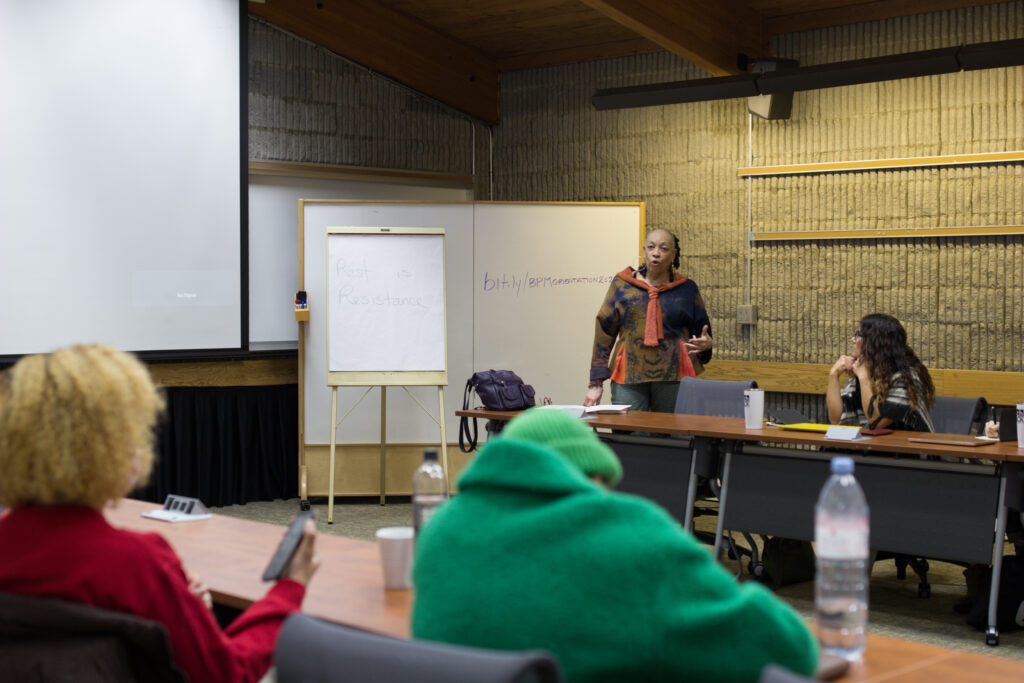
[830,355,855,377]
[684,325,712,355]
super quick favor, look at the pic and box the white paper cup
[1017,402,1024,449]
[744,388,765,430]
[375,526,414,590]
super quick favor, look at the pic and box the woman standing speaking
[584,229,712,412]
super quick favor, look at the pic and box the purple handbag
[459,370,536,452]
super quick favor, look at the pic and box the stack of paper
[583,404,631,414]
[537,404,631,418]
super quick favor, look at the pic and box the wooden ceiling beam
[578,0,767,75]
[764,0,1002,36]
[248,0,500,124]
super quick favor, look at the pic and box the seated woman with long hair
[0,345,318,683]
[827,313,935,432]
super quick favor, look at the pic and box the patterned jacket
[590,268,712,385]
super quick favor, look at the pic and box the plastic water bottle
[412,448,448,538]
[814,456,870,661]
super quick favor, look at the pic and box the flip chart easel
[325,227,448,523]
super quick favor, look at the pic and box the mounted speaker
[748,92,792,120]
[748,58,798,120]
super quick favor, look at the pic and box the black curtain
[132,385,298,507]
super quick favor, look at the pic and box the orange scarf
[616,267,688,346]
[609,268,696,384]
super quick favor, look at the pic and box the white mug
[744,388,765,430]
[376,526,414,590]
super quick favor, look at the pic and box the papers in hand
[538,404,631,418]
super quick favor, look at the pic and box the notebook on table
[907,434,995,447]
[776,423,833,433]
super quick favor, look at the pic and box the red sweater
[0,505,305,683]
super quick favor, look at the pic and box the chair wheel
[300,500,311,511]
[749,562,765,578]
[917,583,931,598]
[986,629,999,646]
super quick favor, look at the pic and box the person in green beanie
[411,408,818,682]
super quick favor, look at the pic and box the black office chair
[877,395,988,597]
[598,377,759,575]
[0,593,186,683]
[931,395,988,435]
[676,377,763,571]
[275,614,563,683]
[674,376,757,417]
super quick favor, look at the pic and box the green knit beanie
[501,408,623,486]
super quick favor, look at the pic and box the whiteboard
[473,204,641,400]
[301,202,643,446]
[303,202,473,443]
[248,174,472,349]
[326,229,446,376]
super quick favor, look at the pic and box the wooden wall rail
[701,360,1024,406]
[147,358,298,387]
[248,160,472,187]
[752,225,1024,242]
[738,150,1024,177]
[140,357,1024,405]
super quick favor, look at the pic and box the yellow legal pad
[776,423,837,433]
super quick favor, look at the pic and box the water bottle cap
[423,449,439,462]
[830,456,854,474]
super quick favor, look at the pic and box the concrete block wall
[247,18,489,197]
[246,4,1022,379]
[494,2,1024,375]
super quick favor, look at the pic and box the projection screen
[0,0,244,359]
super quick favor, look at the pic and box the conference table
[106,499,1024,681]
[456,408,1024,646]
[108,498,410,638]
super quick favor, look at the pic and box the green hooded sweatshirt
[411,437,818,682]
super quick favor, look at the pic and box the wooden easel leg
[328,387,338,524]
[380,386,387,506]
[437,386,450,494]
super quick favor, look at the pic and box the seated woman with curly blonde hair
[0,345,319,683]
